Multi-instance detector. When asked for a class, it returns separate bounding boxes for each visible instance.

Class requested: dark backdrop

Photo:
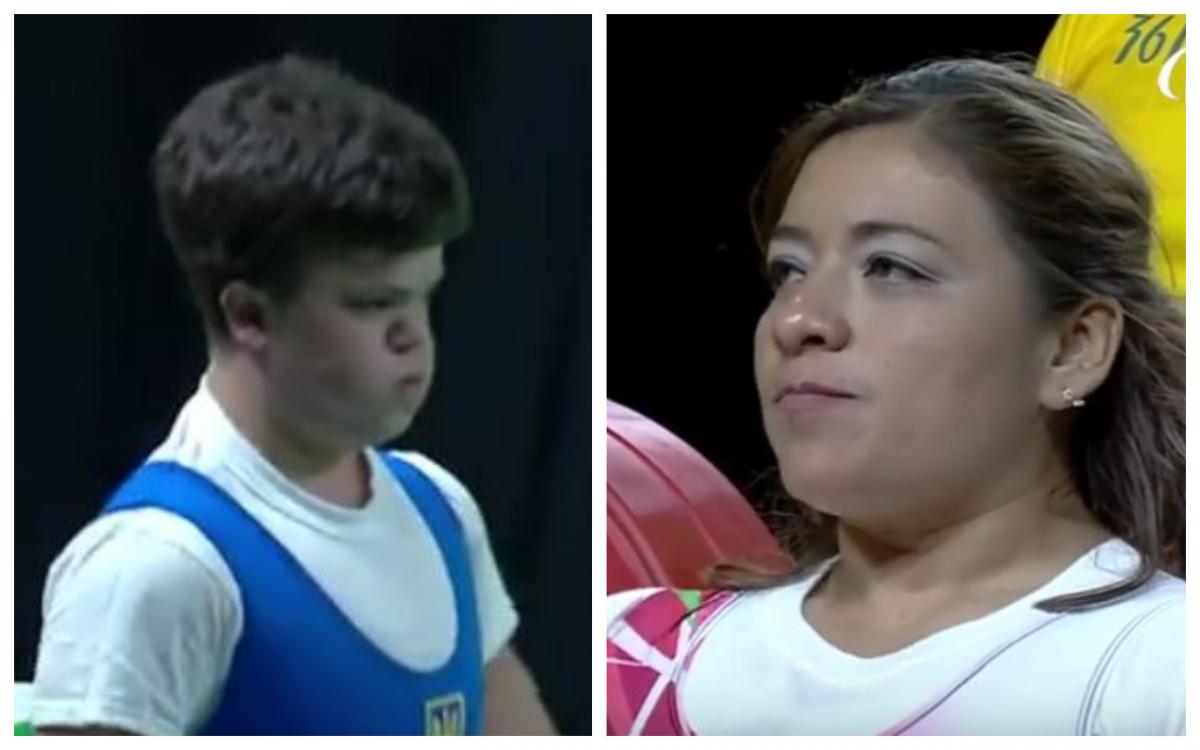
[607,15,1058,508]
[15,15,591,734]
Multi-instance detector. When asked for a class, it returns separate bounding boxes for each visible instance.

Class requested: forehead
[781,123,1006,249]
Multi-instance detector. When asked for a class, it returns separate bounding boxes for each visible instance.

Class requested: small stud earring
[1062,387,1085,408]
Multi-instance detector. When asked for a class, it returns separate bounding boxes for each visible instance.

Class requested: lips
[396,373,427,392]
[774,381,856,403]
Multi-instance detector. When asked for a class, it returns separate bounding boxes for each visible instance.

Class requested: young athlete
[607,58,1184,736]
[31,55,556,736]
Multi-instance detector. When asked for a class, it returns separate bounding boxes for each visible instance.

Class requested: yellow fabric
[1036,14,1186,297]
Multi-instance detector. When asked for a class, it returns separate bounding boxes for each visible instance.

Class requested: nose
[769,272,851,356]
[386,319,427,355]
[388,335,421,355]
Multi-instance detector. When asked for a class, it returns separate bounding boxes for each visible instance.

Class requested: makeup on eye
[862,253,935,283]
[766,255,807,289]
[765,251,935,290]
[765,220,951,288]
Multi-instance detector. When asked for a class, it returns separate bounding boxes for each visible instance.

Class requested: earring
[1062,387,1085,408]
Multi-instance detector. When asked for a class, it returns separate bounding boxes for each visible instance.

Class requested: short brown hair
[152,54,470,342]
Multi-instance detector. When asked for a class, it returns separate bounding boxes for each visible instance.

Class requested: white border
[1184,8,1196,741]
[591,10,608,741]
[2,7,14,743]
[4,7,1194,743]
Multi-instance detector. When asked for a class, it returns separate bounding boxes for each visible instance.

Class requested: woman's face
[754,123,1053,529]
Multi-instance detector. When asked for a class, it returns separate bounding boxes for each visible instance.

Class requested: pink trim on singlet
[606,589,737,735]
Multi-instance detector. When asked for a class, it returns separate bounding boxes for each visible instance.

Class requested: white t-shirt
[31,377,519,735]
[607,537,1184,735]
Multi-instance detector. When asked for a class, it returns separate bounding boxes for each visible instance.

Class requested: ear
[217,281,274,352]
[1038,296,1124,411]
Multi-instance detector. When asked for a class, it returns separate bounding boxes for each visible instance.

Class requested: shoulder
[607,587,736,643]
[1036,14,1114,86]
[1086,587,1185,735]
[34,509,242,735]
[47,507,239,609]
[384,450,488,539]
[607,588,665,632]
[389,450,472,498]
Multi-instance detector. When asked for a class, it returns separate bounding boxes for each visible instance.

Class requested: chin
[777,463,864,511]
[341,411,408,448]
[379,411,419,443]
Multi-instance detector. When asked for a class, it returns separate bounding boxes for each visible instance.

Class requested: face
[754,123,1053,529]
[258,244,444,450]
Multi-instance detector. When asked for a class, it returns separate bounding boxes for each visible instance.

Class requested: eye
[863,254,930,282]
[350,298,397,311]
[766,257,807,290]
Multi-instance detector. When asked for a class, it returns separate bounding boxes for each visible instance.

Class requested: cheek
[280,313,377,387]
[869,298,1038,451]
[752,311,777,395]
[418,334,436,371]
[935,306,1033,400]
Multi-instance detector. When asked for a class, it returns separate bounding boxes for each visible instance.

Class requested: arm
[483,646,557,735]
[39,647,557,736]
[29,512,240,736]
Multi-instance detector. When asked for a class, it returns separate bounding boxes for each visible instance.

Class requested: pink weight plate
[607,400,790,592]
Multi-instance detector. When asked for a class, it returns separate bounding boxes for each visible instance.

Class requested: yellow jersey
[1036,14,1186,297]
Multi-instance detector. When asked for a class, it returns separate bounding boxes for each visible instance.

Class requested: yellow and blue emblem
[424,692,467,735]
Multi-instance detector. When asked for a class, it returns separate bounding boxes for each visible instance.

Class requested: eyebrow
[352,275,444,300]
[770,221,951,251]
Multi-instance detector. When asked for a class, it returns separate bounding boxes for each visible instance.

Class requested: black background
[607,15,1058,507]
[16,15,590,734]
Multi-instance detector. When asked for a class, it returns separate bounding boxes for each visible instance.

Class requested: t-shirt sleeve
[30,510,241,736]
[608,588,697,736]
[607,588,664,632]
[1035,14,1084,88]
[395,451,519,664]
[1087,597,1185,736]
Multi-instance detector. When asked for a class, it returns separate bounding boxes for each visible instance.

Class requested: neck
[819,450,1112,609]
[205,352,368,508]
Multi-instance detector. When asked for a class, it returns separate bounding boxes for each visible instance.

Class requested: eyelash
[353,299,397,311]
[767,254,932,289]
